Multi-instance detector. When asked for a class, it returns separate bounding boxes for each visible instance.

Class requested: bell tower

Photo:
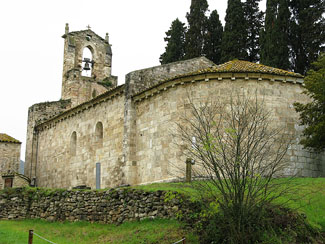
[61,24,117,107]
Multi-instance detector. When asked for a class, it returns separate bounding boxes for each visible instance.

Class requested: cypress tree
[260,0,290,70]
[289,0,325,75]
[294,53,325,151]
[184,0,209,59]
[159,18,186,64]
[221,0,248,63]
[244,0,264,63]
[203,10,223,64]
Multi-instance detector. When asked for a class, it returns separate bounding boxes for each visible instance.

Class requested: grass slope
[0,219,198,244]
[135,177,325,230]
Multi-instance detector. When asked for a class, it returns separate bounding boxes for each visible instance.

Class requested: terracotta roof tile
[0,133,21,144]
[205,60,303,78]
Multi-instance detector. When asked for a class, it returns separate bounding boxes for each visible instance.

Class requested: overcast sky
[0,0,266,160]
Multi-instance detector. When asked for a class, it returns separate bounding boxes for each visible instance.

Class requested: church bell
[83,58,91,71]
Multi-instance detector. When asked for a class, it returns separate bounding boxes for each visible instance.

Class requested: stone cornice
[36,85,125,132]
[132,72,304,103]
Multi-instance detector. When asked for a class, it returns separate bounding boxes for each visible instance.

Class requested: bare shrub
[173,91,295,242]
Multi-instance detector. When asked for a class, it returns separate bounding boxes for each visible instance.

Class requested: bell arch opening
[82,47,93,77]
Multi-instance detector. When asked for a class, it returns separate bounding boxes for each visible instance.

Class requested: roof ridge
[212,59,303,78]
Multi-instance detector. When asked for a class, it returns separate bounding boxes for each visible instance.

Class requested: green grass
[0,219,198,244]
[276,177,325,230]
[134,177,325,230]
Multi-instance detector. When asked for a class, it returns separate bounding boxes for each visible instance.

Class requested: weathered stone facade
[35,87,125,189]
[0,187,198,224]
[61,24,117,108]
[25,100,72,180]
[25,26,325,190]
[0,134,28,189]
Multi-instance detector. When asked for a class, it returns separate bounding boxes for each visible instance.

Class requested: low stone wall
[0,187,198,224]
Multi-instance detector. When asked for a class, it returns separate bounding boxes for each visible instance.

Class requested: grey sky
[0,0,266,159]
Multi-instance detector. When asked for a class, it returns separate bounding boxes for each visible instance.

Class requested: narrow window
[95,122,103,146]
[70,131,77,156]
[81,47,93,77]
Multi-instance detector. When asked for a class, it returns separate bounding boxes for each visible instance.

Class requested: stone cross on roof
[87,25,91,30]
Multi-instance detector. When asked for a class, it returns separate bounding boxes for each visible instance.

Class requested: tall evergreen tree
[221,0,248,63]
[184,0,209,59]
[260,0,290,70]
[159,18,186,64]
[244,0,264,63]
[203,10,223,64]
[294,53,325,151]
[289,0,325,75]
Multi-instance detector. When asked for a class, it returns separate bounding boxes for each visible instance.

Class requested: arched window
[81,47,93,77]
[70,131,77,156]
[95,122,103,145]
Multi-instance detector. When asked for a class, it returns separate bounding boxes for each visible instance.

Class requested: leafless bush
[173,91,295,240]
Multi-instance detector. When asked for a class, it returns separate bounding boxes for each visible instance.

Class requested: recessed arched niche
[95,122,103,146]
[70,131,77,156]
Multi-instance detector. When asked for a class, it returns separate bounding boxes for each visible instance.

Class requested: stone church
[24,25,325,189]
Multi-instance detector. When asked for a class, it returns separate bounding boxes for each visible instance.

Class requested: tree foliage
[175,92,293,243]
[260,0,290,70]
[185,0,209,59]
[244,0,264,63]
[289,0,325,75]
[159,18,186,64]
[203,10,223,64]
[221,0,248,63]
[294,53,325,152]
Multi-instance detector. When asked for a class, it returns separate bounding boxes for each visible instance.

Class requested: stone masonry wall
[133,73,325,183]
[0,188,198,224]
[35,91,125,189]
[0,142,21,189]
[62,74,111,108]
[123,57,215,185]
[125,57,215,97]
[25,100,71,180]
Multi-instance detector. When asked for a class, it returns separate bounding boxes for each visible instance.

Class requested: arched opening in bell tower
[82,47,93,77]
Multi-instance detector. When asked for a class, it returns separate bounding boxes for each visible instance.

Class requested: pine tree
[221,0,248,63]
[294,53,325,152]
[260,0,290,70]
[184,0,209,59]
[159,18,186,64]
[244,0,264,63]
[203,10,223,64]
[289,0,325,75]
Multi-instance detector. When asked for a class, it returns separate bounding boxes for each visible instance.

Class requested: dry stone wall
[0,187,199,224]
